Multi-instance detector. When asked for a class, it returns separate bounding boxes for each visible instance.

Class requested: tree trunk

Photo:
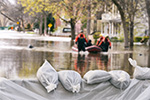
[70,18,76,40]
[121,17,129,48]
[86,0,91,38]
[149,17,150,48]
[129,21,134,47]
[39,15,43,35]
[145,0,150,48]
[18,21,21,32]
[21,19,25,33]
[44,14,47,35]
[145,0,150,67]
[112,0,129,48]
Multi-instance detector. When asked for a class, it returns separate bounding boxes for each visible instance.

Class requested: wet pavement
[0,30,149,79]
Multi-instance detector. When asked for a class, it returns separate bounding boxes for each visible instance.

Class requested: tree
[0,0,16,26]
[127,0,139,47]
[111,0,129,48]
[55,0,89,40]
[145,0,150,48]
[18,0,57,35]
[86,0,91,37]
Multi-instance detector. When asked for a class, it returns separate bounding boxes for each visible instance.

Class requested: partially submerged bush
[134,37,142,42]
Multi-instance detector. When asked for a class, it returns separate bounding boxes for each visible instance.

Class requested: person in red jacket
[96,34,105,46]
[96,35,111,52]
[75,30,88,44]
[75,31,88,52]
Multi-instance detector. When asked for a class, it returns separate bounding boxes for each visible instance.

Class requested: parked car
[62,28,71,33]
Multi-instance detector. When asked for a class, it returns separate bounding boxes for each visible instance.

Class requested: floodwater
[0,30,149,79]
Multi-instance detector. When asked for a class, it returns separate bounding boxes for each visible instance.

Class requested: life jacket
[105,37,111,47]
[77,37,86,46]
[96,36,105,46]
[75,33,88,43]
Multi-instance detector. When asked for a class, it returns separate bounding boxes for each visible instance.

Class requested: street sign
[48,23,52,28]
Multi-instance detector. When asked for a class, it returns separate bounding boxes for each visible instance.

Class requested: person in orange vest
[75,30,88,52]
[96,34,105,46]
[75,30,88,44]
[96,35,111,52]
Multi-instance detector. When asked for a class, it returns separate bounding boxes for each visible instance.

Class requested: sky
[8,0,16,5]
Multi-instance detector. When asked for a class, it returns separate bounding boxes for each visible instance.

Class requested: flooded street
[0,30,149,79]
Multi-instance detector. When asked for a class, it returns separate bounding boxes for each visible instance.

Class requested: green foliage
[8,27,11,30]
[25,23,33,31]
[27,32,36,34]
[27,23,31,29]
[110,37,118,42]
[140,36,149,43]
[134,36,142,42]
[47,14,55,32]
[110,37,124,42]
[34,22,39,29]
[81,19,87,30]
[118,37,124,42]
[18,0,57,16]
[143,36,149,40]
[93,32,100,39]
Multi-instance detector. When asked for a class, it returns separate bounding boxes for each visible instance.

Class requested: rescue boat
[72,45,101,53]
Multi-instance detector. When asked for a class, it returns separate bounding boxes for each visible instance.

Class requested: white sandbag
[58,70,82,93]
[109,70,131,90]
[128,58,150,80]
[36,60,58,93]
[83,70,111,84]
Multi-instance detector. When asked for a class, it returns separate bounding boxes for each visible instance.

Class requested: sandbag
[109,70,131,90]
[36,60,58,93]
[58,70,82,93]
[83,70,111,84]
[128,58,150,80]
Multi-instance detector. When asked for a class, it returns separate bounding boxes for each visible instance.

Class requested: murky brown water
[0,32,149,79]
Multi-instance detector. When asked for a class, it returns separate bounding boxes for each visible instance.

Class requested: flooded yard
[0,30,149,79]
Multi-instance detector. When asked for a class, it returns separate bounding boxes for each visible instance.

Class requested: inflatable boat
[86,45,101,53]
[72,45,101,53]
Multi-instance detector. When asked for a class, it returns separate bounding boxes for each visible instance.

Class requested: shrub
[140,36,149,43]
[27,23,31,29]
[118,37,124,42]
[110,37,118,42]
[134,37,142,42]
[93,32,100,39]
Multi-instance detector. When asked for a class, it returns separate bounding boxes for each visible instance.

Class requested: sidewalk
[0,30,71,42]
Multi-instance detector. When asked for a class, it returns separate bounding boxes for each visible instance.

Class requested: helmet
[80,30,83,33]
[105,35,109,38]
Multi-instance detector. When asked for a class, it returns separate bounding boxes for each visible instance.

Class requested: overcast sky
[8,0,16,4]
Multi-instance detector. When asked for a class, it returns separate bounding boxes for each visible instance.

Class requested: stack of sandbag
[83,70,131,90]
[128,58,150,80]
[36,59,132,94]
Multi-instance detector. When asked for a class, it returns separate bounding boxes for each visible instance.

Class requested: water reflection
[0,36,149,79]
[74,54,86,76]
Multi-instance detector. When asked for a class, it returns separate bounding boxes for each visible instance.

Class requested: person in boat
[75,32,88,52]
[86,40,92,47]
[96,34,105,46]
[75,30,88,44]
[97,35,111,52]
[103,35,111,52]
[96,34,105,51]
